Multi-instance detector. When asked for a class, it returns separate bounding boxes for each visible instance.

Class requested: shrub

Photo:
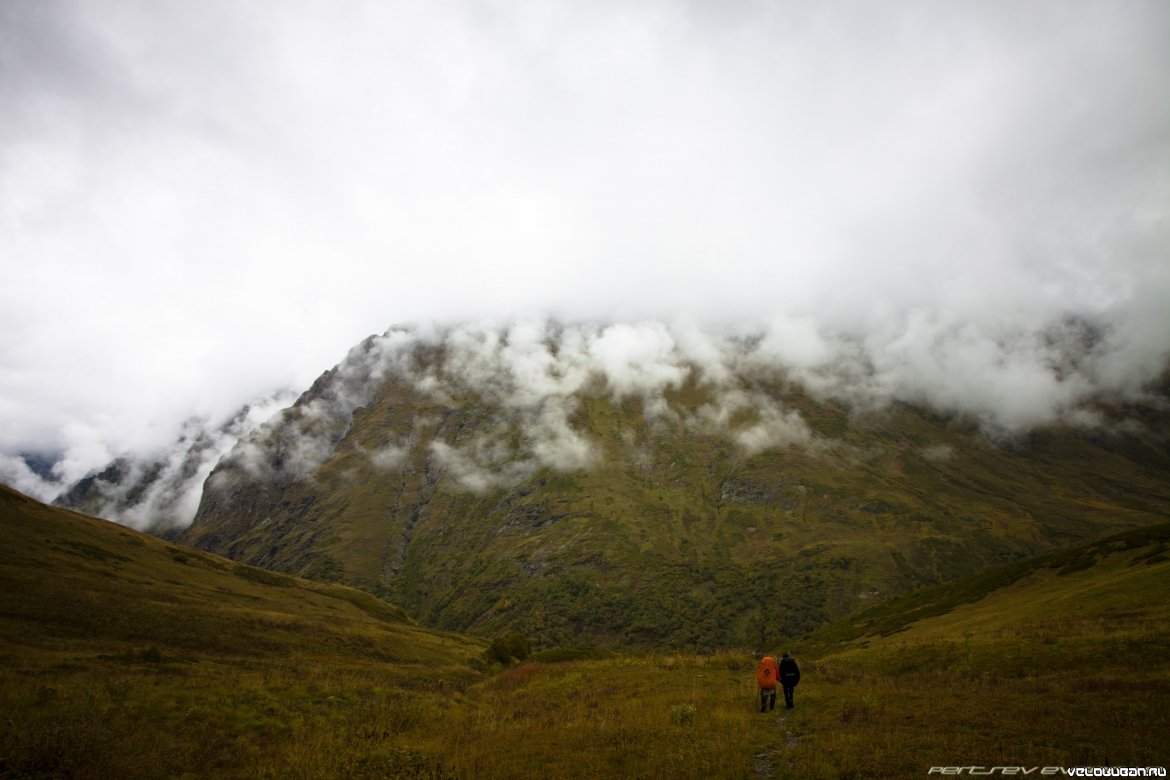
[670,704,697,726]
[485,633,531,665]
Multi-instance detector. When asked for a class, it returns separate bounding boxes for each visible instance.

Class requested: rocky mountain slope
[177,322,1170,650]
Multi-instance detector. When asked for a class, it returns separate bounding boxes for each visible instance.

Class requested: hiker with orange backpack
[756,654,780,712]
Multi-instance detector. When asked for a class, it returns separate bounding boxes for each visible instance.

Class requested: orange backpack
[756,656,779,689]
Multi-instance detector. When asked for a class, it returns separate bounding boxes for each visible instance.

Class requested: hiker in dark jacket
[779,652,800,709]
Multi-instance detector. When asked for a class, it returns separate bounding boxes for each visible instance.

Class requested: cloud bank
[210,316,1160,510]
[1,0,1168,506]
[2,390,293,528]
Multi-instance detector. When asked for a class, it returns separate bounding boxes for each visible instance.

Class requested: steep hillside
[770,521,1170,775]
[804,520,1170,654]
[181,324,1170,649]
[0,485,487,777]
[0,484,480,668]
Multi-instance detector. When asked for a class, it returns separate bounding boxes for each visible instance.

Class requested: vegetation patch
[56,539,130,563]
[232,563,294,587]
[98,645,168,664]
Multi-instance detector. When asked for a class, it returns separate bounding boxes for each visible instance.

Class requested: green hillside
[0,484,484,778]
[181,337,1170,649]
[804,520,1170,650]
[4,486,1167,777]
[425,523,1170,777]
[776,521,1170,775]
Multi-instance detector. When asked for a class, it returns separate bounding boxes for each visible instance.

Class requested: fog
[207,317,1149,509]
[1,1,1167,510]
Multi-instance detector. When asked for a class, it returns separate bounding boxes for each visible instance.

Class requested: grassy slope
[5,486,1167,777]
[773,523,1170,776]
[803,521,1170,650]
[184,370,1170,650]
[0,484,484,778]
[424,524,1170,778]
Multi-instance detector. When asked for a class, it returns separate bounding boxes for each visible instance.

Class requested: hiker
[779,651,800,709]
[755,654,780,712]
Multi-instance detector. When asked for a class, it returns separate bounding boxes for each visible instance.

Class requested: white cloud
[0,0,1167,494]
[50,422,113,485]
[529,396,597,472]
[690,385,812,456]
[588,322,689,399]
[429,439,532,495]
[756,316,835,371]
[0,453,57,502]
[368,442,409,472]
[920,444,955,463]
[733,403,812,457]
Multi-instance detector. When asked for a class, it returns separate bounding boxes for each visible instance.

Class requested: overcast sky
[2,0,1168,486]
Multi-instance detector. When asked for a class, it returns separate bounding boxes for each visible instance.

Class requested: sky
[2,0,1168,498]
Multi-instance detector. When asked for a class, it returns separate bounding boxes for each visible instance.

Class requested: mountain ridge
[175,323,1170,649]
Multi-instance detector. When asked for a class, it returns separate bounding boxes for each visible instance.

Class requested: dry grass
[5,638,1168,779]
[3,485,1168,778]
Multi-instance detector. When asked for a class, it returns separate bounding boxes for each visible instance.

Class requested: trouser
[759,688,776,712]
[782,683,795,708]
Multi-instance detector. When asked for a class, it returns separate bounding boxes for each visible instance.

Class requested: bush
[670,704,697,726]
[485,633,531,665]
[529,647,612,663]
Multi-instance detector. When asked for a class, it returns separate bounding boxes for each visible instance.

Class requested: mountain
[178,322,1170,650]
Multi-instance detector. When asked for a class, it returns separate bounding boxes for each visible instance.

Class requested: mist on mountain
[2,1,1167,503]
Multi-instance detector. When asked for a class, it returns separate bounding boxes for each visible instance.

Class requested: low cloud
[589,322,690,399]
[46,392,294,530]
[429,439,533,495]
[0,453,57,503]
[1,1,1167,516]
[217,316,1168,500]
[920,444,956,463]
[17,312,1170,522]
[692,387,812,456]
[367,442,409,472]
[528,396,597,473]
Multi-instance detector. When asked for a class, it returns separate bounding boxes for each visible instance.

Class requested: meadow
[3,486,1168,778]
[5,636,1168,778]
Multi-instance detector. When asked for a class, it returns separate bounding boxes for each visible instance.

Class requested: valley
[3,485,1167,777]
